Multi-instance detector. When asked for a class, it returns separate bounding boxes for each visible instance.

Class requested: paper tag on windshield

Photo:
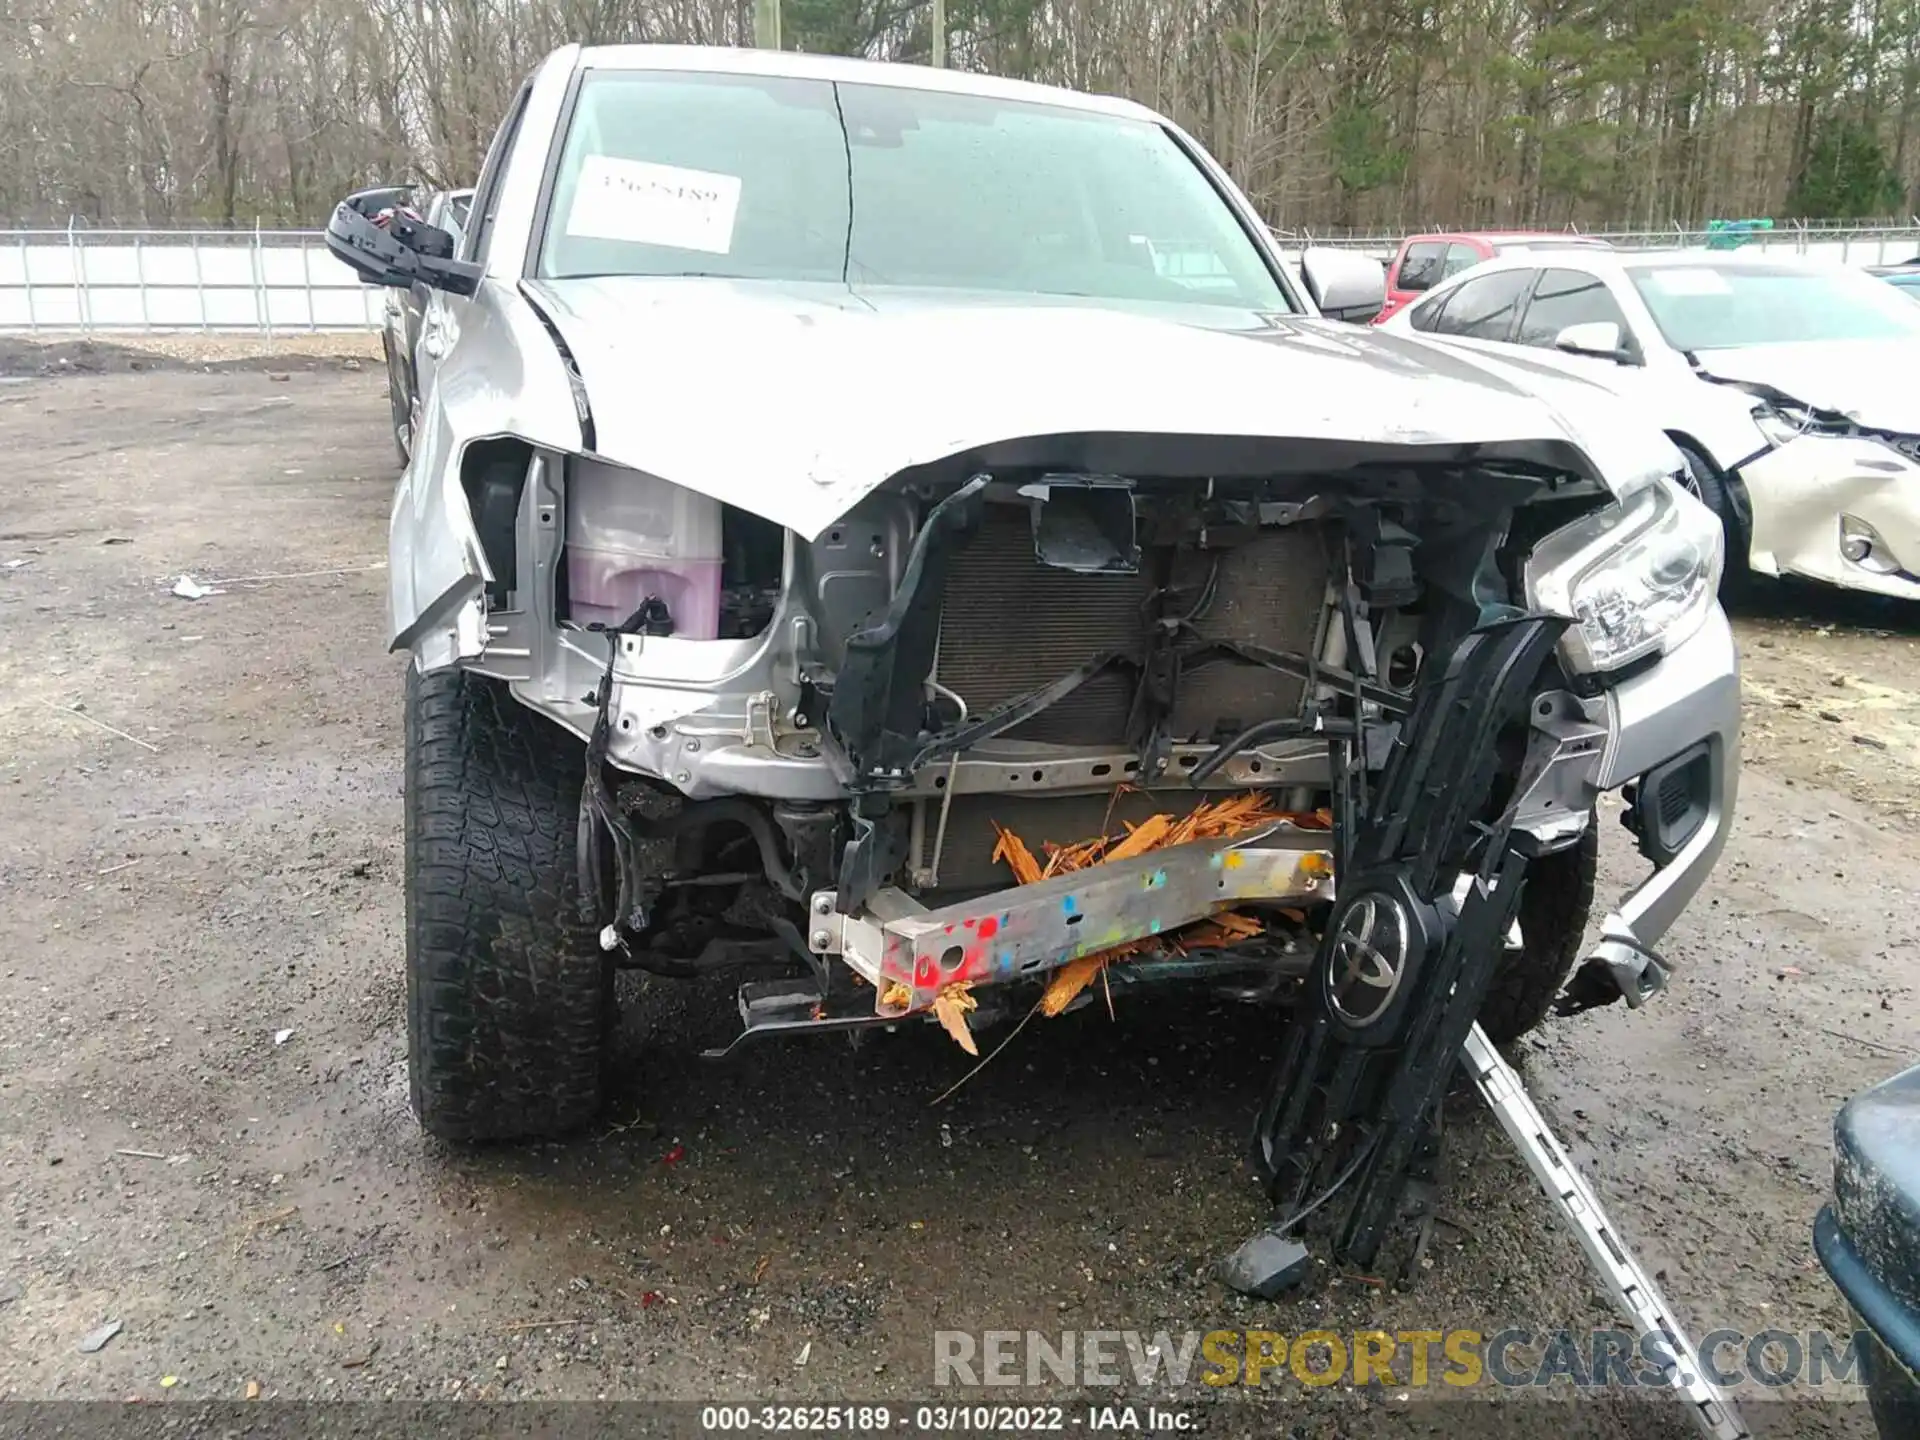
[1643,268,1731,296]
[564,155,742,254]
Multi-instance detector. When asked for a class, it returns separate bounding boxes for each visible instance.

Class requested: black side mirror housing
[326,186,482,296]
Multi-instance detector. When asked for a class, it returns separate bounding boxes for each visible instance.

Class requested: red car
[1374,231,1613,325]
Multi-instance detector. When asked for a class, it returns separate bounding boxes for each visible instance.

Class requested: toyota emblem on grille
[1324,893,1410,1027]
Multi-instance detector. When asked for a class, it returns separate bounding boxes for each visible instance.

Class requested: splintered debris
[239,1204,299,1243]
[932,984,979,1055]
[34,698,160,754]
[1039,956,1106,1018]
[77,1319,124,1354]
[988,792,1325,1022]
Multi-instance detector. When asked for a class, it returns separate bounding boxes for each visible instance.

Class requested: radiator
[932,503,1328,747]
[923,503,1332,895]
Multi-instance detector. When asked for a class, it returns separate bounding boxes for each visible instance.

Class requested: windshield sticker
[1643,269,1732,296]
[564,156,742,254]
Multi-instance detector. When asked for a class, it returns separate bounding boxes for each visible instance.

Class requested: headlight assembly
[1524,479,1724,674]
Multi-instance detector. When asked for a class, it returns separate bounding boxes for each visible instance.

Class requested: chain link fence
[3,219,1918,334]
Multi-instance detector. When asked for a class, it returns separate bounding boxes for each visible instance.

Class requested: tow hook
[1557,915,1673,1016]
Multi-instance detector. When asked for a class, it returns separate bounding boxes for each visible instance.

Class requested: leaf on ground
[933,983,979,1055]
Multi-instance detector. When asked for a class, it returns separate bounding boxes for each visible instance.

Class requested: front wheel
[1477,822,1599,1045]
[404,665,614,1141]
[1675,442,1747,597]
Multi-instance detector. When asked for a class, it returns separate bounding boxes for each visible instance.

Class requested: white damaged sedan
[1379,248,1920,599]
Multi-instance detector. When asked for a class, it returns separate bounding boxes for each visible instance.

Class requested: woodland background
[3,0,1917,232]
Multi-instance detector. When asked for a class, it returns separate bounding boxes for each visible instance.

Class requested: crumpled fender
[389,279,583,667]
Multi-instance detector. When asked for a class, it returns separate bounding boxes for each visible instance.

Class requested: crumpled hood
[1694,341,1920,432]
[522,276,1678,538]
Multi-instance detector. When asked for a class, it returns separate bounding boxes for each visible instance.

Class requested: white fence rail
[3,221,1918,334]
[1274,220,1920,267]
[0,227,380,333]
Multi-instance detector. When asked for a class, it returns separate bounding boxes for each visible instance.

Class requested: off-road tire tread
[1478,822,1599,1045]
[405,664,611,1141]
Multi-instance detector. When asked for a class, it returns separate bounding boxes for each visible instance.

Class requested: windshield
[1627,261,1920,349]
[538,70,1289,311]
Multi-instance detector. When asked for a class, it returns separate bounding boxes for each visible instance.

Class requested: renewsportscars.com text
[933,1327,1873,1392]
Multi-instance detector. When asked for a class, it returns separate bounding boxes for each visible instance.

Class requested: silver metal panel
[1599,605,1740,944]
[823,824,1334,1011]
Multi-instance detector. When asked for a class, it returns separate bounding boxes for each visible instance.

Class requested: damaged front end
[1697,368,1920,599]
[397,406,1732,1061]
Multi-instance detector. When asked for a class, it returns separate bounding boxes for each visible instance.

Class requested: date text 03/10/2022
[698,1404,1195,1432]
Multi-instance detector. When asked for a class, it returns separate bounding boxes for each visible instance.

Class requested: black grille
[933,504,1328,746]
[1657,767,1695,826]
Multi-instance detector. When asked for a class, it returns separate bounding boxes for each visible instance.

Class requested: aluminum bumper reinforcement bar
[810,824,1336,1016]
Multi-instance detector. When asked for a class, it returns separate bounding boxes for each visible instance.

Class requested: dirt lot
[0,346,1915,1435]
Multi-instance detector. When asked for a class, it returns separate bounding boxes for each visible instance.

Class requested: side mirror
[325,185,482,297]
[1300,246,1387,324]
[1554,321,1633,363]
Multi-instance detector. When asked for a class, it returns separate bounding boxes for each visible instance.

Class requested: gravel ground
[0,350,1914,1435]
[0,331,379,378]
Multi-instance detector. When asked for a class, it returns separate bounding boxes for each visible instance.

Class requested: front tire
[1675,442,1747,596]
[1477,822,1599,1045]
[404,665,614,1141]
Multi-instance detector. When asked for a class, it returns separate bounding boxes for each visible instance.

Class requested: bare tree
[0,0,1914,229]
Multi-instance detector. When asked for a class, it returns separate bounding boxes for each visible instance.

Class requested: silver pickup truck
[326,45,1737,1162]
